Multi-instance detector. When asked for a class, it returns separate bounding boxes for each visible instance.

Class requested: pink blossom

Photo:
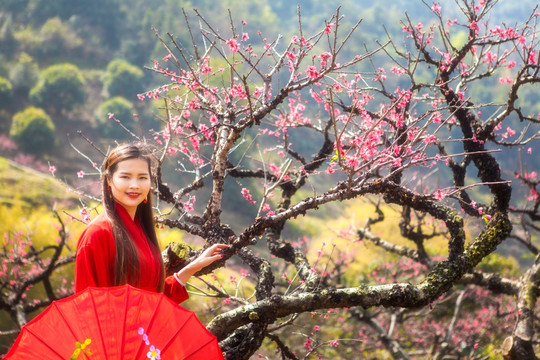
[200,57,212,74]
[242,32,249,41]
[484,51,497,65]
[505,127,516,138]
[79,207,91,223]
[346,157,360,169]
[225,38,240,53]
[188,97,200,110]
[330,340,339,348]
[402,25,413,33]
[423,134,437,144]
[162,54,172,61]
[499,77,513,84]
[77,170,85,178]
[253,86,264,98]
[527,189,539,202]
[319,52,333,67]
[527,147,532,154]
[0,134,17,151]
[376,67,386,81]
[183,196,196,212]
[433,189,446,200]
[241,188,256,204]
[446,19,457,27]
[310,88,323,103]
[189,136,200,150]
[108,113,114,119]
[431,2,442,14]
[326,163,336,174]
[391,66,406,75]
[49,165,56,176]
[306,65,320,80]
[529,50,538,64]
[324,23,335,34]
[303,337,312,350]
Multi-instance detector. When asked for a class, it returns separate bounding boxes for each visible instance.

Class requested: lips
[126,192,140,199]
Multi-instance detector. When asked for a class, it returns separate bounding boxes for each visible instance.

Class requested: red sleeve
[163,275,189,304]
[75,219,115,293]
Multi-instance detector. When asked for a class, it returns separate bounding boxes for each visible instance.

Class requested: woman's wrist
[174,263,199,285]
[173,272,186,286]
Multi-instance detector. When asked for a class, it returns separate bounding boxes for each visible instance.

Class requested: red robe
[75,203,188,304]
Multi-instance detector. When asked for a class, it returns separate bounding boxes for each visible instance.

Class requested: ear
[104,172,112,186]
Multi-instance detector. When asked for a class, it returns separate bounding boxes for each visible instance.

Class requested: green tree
[102,59,144,99]
[0,77,14,133]
[29,63,86,113]
[34,17,83,58]
[0,14,17,57]
[8,53,39,95]
[10,107,56,155]
[96,96,137,139]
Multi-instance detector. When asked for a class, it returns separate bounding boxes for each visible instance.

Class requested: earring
[144,196,148,203]
[107,185,112,199]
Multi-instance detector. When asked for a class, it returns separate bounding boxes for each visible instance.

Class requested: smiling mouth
[126,193,140,198]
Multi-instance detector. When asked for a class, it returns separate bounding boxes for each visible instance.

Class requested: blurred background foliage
[0,0,537,355]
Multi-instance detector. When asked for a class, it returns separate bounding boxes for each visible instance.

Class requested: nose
[128,179,140,189]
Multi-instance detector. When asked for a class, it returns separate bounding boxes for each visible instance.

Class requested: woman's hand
[174,244,228,285]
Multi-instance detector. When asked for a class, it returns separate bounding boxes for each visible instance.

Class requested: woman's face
[109,158,151,219]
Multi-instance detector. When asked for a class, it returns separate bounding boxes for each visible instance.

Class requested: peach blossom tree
[3,0,540,359]
[128,1,540,358]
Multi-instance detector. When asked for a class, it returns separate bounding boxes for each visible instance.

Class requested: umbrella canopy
[4,285,224,359]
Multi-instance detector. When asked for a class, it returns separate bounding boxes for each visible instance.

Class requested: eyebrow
[117,171,150,176]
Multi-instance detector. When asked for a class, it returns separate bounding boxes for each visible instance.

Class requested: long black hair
[102,143,165,291]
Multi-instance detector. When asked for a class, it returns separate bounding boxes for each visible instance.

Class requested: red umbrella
[4,285,224,359]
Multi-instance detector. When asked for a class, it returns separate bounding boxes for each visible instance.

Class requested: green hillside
[0,156,79,208]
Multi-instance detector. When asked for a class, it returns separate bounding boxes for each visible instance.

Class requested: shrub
[102,59,144,99]
[29,63,86,113]
[10,107,56,155]
[0,77,13,109]
[95,97,136,139]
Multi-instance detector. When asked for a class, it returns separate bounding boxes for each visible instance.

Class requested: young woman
[75,142,227,303]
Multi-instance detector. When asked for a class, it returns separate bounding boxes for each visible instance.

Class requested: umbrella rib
[159,312,193,354]
[89,289,109,360]
[24,327,66,358]
[120,285,130,356]
[134,293,165,359]
[183,337,217,360]
[52,302,79,340]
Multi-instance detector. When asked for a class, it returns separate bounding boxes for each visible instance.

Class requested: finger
[207,244,228,253]
[211,244,229,249]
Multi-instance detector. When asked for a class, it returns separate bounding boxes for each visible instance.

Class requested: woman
[75,142,226,303]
